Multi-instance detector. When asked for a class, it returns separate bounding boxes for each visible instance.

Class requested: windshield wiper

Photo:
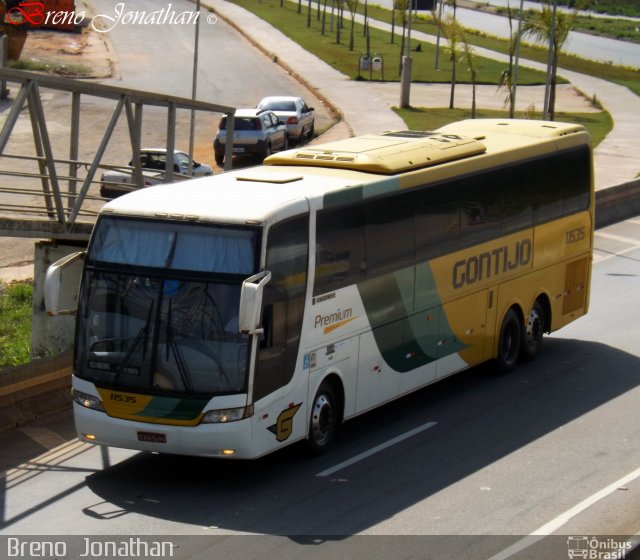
[166,300,193,394]
[113,300,154,381]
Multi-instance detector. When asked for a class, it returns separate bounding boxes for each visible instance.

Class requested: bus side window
[363,195,414,278]
[416,183,460,262]
[459,175,502,247]
[314,205,365,295]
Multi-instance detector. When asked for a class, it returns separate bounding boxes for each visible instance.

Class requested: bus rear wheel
[496,308,521,373]
[521,300,545,361]
[306,381,338,456]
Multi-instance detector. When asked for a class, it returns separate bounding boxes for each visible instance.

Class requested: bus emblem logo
[267,403,302,442]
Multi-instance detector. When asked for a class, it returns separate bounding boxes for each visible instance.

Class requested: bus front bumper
[74,404,255,459]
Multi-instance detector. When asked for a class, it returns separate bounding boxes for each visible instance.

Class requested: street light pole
[399,0,414,108]
[188,0,201,174]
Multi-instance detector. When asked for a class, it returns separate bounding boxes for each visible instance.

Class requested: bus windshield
[75,217,260,397]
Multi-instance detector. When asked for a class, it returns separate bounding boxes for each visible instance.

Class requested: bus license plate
[137,431,166,443]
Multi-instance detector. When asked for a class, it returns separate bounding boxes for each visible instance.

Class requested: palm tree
[521,1,582,120]
[345,0,359,51]
[432,11,462,110]
[498,3,517,117]
[459,27,478,118]
[396,0,408,74]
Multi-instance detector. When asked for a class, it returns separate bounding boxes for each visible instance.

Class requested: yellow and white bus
[46,119,593,459]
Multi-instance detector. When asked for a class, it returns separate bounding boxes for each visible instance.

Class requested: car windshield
[76,217,260,397]
[220,117,258,131]
[260,101,297,112]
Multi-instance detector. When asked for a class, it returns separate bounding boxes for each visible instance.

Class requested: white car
[100,149,213,199]
[256,96,315,144]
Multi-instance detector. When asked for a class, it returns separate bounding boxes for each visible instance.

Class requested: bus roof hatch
[264,131,486,174]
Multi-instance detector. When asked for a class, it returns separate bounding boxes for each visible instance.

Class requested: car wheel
[262,143,272,160]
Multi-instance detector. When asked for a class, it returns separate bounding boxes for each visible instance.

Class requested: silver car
[214,108,288,166]
[256,96,315,144]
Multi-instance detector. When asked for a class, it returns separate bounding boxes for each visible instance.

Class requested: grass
[550,15,639,43]
[231,0,551,85]
[0,282,32,368]
[393,107,614,147]
[9,59,92,76]
[521,0,640,18]
[230,0,640,97]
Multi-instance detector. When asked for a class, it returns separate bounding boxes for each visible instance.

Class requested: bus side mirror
[239,270,271,334]
[44,251,85,316]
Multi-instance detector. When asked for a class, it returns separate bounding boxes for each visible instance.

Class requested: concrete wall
[595,178,640,229]
[0,350,72,433]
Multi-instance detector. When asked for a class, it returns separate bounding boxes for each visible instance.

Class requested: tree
[321,0,328,35]
[432,9,463,109]
[498,3,518,118]
[390,0,396,44]
[459,27,478,118]
[345,0,359,51]
[521,0,583,120]
[396,0,408,74]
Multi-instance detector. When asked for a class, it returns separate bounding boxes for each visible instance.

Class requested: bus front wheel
[496,308,522,373]
[306,381,338,456]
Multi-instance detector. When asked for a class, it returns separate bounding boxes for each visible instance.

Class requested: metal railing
[0,67,235,241]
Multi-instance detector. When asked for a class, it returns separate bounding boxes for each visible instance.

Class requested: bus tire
[521,299,545,361]
[305,381,338,456]
[496,308,521,373]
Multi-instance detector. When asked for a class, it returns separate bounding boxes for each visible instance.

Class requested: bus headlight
[72,389,105,412]
[201,405,253,424]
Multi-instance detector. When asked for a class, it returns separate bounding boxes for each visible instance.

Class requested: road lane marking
[593,243,640,264]
[316,421,438,478]
[487,465,640,560]
[595,231,640,246]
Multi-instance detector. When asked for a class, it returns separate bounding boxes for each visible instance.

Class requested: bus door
[251,215,309,450]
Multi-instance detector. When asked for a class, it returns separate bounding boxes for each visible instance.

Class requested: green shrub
[0,282,33,368]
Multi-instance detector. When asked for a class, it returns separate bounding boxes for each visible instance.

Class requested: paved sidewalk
[206,0,640,190]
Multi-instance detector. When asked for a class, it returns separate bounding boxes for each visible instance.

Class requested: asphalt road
[1,217,639,560]
[407,0,640,69]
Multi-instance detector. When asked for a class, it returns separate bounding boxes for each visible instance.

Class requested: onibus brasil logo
[567,536,633,560]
